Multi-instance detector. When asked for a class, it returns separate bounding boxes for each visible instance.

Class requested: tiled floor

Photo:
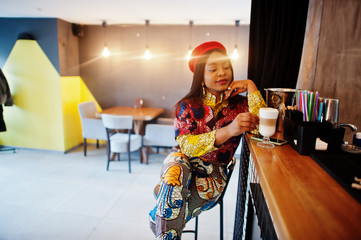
[0,145,240,240]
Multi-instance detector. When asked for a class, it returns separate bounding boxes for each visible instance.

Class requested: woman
[149,41,266,239]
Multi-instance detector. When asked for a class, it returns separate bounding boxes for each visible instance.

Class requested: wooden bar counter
[233,133,361,239]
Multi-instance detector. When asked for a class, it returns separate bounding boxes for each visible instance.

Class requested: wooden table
[233,133,361,239]
[100,106,164,164]
[100,106,164,134]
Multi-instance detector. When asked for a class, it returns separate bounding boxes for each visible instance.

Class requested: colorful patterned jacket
[174,90,265,166]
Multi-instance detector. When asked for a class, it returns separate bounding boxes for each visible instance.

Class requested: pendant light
[186,20,193,61]
[143,20,152,60]
[102,21,110,58]
[232,20,240,60]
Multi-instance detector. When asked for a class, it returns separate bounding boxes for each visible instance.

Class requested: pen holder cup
[284,118,318,155]
[284,110,345,155]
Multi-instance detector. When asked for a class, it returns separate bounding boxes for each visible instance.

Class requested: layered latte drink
[257,108,279,148]
[259,108,279,137]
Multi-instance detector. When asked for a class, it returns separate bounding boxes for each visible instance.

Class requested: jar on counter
[353,132,361,147]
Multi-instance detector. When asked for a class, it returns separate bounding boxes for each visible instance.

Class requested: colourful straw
[313,91,319,121]
[318,101,323,122]
[308,92,313,121]
[293,90,323,122]
[303,91,308,121]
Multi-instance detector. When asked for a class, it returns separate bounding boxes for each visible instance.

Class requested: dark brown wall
[314,0,361,141]
[78,24,250,116]
[58,19,80,76]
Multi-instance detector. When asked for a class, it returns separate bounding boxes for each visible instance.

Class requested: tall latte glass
[257,108,279,148]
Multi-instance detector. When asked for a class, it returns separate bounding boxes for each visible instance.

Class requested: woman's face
[203,51,233,98]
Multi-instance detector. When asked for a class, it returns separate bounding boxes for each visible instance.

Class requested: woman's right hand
[227,112,259,136]
[215,112,259,146]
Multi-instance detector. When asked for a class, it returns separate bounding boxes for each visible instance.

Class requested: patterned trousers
[149,147,231,239]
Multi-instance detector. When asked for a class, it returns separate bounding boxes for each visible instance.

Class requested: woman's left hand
[225,79,258,99]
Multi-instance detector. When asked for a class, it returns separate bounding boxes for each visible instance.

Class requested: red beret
[188,41,227,73]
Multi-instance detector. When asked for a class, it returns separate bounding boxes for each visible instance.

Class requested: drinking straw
[318,101,323,122]
[310,92,316,122]
[306,91,310,121]
[313,91,319,121]
[300,91,303,119]
[300,90,303,112]
[303,91,308,121]
[308,91,314,121]
[305,91,308,121]
[300,91,302,110]
[297,90,301,111]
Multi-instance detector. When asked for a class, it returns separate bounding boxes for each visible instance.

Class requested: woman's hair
[173,49,234,114]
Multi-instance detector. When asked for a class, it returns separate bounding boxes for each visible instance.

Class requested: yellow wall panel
[1,40,104,152]
[60,76,82,151]
[79,80,102,112]
[2,40,65,151]
[61,76,104,151]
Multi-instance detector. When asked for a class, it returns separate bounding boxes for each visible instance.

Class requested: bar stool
[153,157,236,240]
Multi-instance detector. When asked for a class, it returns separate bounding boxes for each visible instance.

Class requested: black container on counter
[284,110,345,155]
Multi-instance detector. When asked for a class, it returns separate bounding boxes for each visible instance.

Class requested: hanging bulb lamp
[143,20,152,60]
[232,20,240,60]
[102,21,110,58]
[186,20,193,60]
[102,46,110,58]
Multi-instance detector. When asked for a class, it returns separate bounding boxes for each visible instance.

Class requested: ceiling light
[102,46,110,58]
[102,21,110,58]
[144,48,151,60]
[232,20,240,60]
[186,20,193,61]
[143,20,152,60]
[231,49,239,60]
